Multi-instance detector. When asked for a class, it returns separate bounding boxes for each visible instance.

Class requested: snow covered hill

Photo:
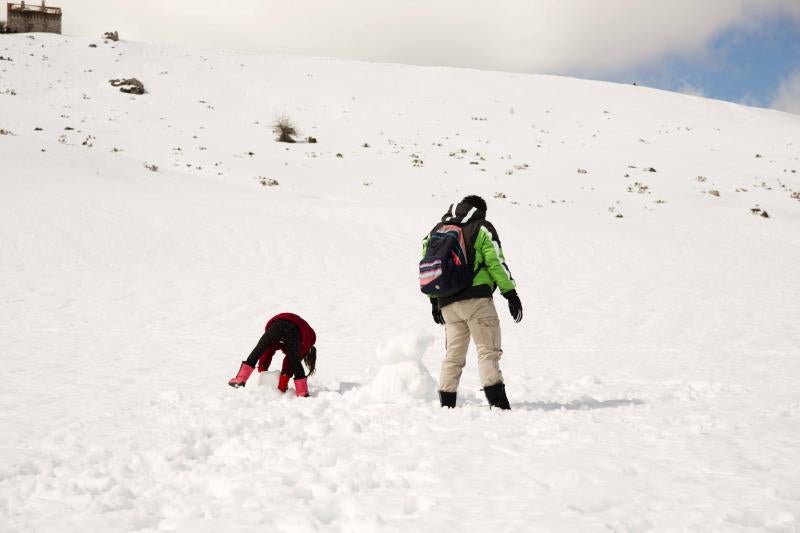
[1,33,800,532]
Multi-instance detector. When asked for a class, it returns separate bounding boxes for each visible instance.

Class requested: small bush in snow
[627,182,650,194]
[143,162,159,172]
[577,168,588,174]
[646,167,657,173]
[259,177,279,186]
[0,128,12,135]
[708,190,720,197]
[104,31,119,42]
[791,191,800,201]
[272,116,298,143]
[696,176,707,182]
[494,192,507,199]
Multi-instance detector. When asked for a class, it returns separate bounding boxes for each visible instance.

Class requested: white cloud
[676,81,705,98]
[772,71,800,114]
[50,0,800,75]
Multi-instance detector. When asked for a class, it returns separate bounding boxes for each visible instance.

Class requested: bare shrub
[273,116,298,143]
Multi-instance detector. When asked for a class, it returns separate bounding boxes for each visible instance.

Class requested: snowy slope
[1,33,800,532]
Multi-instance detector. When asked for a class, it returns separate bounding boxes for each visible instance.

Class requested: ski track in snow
[1,34,800,532]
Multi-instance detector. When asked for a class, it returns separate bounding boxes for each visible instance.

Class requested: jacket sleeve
[478,223,516,294]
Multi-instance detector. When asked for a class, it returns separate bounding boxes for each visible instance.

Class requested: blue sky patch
[604,16,800,109]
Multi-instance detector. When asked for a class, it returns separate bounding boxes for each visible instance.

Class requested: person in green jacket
[422,195,523,410]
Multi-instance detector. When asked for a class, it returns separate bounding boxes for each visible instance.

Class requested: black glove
[431,300,445,325]
[503,290,523,323]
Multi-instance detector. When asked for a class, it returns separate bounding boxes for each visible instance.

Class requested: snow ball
[257,370,281,389]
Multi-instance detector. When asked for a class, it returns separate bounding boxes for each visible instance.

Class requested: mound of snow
[362,333,437,402]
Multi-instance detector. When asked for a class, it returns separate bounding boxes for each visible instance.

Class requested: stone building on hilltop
[4,2,62,34]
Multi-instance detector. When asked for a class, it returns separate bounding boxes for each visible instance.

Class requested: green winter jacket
[422,201,516,308]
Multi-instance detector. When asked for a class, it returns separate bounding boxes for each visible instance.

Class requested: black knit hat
[462,195,487,213]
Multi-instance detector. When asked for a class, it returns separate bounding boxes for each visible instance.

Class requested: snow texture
[1,34,800,532]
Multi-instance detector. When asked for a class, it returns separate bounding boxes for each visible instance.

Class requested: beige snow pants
[439,297,504,392]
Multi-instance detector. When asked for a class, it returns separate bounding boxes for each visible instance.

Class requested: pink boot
[228,362,254,388]
[278,373,290,393]
[294,378,309,397]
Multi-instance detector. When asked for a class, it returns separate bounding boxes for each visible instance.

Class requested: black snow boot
[439,390,457,408]
[483,382,511,410]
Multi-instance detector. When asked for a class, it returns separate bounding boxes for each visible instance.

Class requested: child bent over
[228,313,317,397]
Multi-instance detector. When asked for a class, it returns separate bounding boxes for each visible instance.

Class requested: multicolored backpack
[419,224,473,297]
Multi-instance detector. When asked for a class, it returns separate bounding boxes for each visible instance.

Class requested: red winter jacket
[257,313,317,373]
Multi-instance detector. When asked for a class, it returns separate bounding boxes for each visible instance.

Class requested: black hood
[440,201,486,225]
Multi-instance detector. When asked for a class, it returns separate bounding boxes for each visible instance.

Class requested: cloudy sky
[31,0,800,113]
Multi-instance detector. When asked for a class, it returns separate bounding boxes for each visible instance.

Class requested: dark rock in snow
[109,78,145,95]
